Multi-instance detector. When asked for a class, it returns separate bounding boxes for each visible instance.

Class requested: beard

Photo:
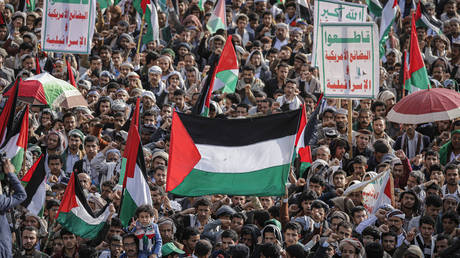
[336,121,346,129]
[389,225,399,232]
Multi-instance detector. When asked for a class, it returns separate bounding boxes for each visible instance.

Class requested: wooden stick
[136,13,146,54]
[348,99,353,157]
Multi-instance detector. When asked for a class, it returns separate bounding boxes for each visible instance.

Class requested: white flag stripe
[194,135,296,173]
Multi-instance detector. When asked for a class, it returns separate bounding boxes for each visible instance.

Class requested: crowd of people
[0,0,460,257]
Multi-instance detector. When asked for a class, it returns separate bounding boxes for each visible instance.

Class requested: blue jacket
[0,172,27,257]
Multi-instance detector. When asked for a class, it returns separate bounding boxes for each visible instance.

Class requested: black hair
[425,194,443,207]
[181,227,200,242]
[253,210,270,228]
[47,154,63,164]
[259,243,281,258]
[309,176,325,187]
[221,229,238,242]
[419,215,436,228]
[362,226,380,240]
[193,197,211,208]
[135,204,155,217]
[194,240,212,256]
[442,211,459,225]
[351,206,367,218]
[284,222,301,234]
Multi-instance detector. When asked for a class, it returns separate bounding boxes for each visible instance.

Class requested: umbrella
[387,88,460,124]
[3,73,87,109]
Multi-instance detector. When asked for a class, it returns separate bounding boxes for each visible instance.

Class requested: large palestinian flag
[22,154,47,215]
[56,172,111,239]
[119,98,152,227]
[0,104,29,173]
[166,110,301,196]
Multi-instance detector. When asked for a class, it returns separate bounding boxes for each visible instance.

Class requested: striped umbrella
[3,73,87,109]
[387,88,460,124]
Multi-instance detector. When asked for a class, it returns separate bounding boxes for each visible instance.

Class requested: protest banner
[312,0,367,66]
[318,22,379,99]
[343,170,394,214]
[41,0,96,54]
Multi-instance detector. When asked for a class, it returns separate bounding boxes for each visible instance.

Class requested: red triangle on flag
[56,172,79,216]
[166,111,201,192]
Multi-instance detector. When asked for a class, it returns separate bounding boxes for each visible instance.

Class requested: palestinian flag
[166,110,301,196]
[133,0,159,45]
[66,59,76,87]
[296,95,323,177]
[400,50,410,93]
[192,55,219,117]
[97,0,114,10]
[26,0,35,11]
[119,98,152,226]
[415,1,442,35]
[35,55,41,75]
[0,104,29,173]
[144,2,160,44]
[212,35,238,94]
[22,154,47,215]
[406,13,430,94]
[0,78,19,145]
[56,172,111,239]
[379,0,398,57]
[366,0,383,17]
[206,0,226,34]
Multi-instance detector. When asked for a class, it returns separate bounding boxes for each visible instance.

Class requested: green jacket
[439,141,452,166]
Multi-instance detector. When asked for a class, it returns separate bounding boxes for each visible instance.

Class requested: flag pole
[137,13,146,54]
[348,99,353,157]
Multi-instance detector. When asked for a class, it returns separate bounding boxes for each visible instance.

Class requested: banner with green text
[318,22,379,99]
[312,0,367,67]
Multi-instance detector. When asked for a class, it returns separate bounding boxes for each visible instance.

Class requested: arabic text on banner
[312,0,367,67]
[41,0,96,54]
[318,22,379,99]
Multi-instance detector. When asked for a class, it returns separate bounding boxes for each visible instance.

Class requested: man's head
[284,222,301,247]
[386,209,405,233]
[122,233,139,257]
[22,226,39,252]
[182,227,200,251]
[309,176,325,196]
[194,198,212,222]
[158,218,176,243]
[332,170,347,189]
[381,231,397,253]
[424,194,442,219]
[362,226,380,247]
[48,154,63,176]
[445,164,459,186]
[83,135,99,159]
[350,206,367,225]
[419,216,435,240]
[152,165,167,187]
[221,229,238,251]
[61,229,77,251]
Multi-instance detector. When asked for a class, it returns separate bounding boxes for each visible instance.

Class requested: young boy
[128,205,162,257]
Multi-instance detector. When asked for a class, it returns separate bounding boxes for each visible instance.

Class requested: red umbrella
[387,88,460,124]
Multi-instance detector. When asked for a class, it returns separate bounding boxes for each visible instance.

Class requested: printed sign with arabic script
[41,0,96,54]
[312,0,367,67]
[318,22,379,99]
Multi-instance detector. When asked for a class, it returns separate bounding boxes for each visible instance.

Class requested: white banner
[318,22,379,99]
[344,170,394,214]
[41,0,96,54]
[312,0,367,66]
